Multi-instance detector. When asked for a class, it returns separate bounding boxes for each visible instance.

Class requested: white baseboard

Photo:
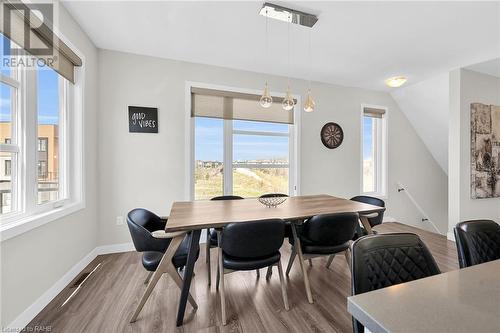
[95,242,135,255]
[7,242,134,330]
[447,231,456,242]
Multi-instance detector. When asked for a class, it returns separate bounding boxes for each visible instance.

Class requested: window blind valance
[1,1,82,83]
[363,107,386,118]
[191,87,295,125]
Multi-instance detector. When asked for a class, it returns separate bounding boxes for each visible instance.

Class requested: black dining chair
[287,212,358,275]
[454,219,500,268]
[259,193,291,279]
[350,233,440,333]
[205,195,244,286]
[126,208,200,322]
[350,195,385,237]
[217,219,289,325]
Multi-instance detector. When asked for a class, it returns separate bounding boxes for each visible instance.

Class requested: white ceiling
[62,1,500,91]
[466,58,500,78]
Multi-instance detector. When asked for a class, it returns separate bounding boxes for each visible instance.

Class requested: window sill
[0,201,85,242]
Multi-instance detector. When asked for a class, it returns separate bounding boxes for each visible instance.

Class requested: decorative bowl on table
[258,195,287,208]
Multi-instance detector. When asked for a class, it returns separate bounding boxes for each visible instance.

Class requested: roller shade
[191,87,295,124]
[363,107,386,118]
[1,1,82,83]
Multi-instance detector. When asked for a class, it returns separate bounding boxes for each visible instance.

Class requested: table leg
[176,229,201,326]
[359,215,373,234]
[291,223,314,304]
[130,235,184,323]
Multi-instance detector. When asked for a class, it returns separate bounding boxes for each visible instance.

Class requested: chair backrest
[351,233,440,294]
[259,193,289,198]
[211,195,244,201]
[127,208,170,253]
[302,212,358,246]
[221,219,285,259]
[350,196,385,227]
[454,220,500,268]
[350,233,440,333]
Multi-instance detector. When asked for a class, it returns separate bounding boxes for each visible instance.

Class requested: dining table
[131,194,385,326]
[348,259,500,333]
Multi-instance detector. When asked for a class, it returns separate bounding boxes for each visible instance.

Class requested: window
[361,106,387,196]
[232,120,290,197]
[4,160,11,176]
[38,138,48,152]
[192,87,297,200]
[37,161,48,179]
[0,31,82,230]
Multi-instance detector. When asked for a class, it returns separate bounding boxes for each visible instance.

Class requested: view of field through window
[363,116,375,193]
[195,117,289,200]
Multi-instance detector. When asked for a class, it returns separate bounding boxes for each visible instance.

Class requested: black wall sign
[128,106,158,133]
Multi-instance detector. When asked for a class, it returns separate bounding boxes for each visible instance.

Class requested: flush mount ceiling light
[259,2,318,28]
[385,76,408,88]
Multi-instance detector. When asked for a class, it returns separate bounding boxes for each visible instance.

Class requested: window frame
[0,31,86,242]
[186,82,301,200]
[0,62,22,217]
[360,104,388,198]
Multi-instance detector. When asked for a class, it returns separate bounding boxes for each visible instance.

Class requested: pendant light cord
[287,14,291,87]
[308,27,311,90]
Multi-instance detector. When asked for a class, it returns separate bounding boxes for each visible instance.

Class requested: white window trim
[360,104,388,199]
[0,30,86,242]
[185,81,301,200]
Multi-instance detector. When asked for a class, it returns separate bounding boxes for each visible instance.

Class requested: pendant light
[282,14,295,111]
[260,9,273,108]
[303,28,315,112]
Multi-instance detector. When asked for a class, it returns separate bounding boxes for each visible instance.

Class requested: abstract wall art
[471,103,500,199]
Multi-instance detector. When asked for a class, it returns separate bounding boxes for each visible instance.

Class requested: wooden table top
[165,194,385,232]
[348,259,500,333]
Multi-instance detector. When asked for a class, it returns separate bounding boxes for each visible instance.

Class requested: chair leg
[326,255,335,269]
[206,230,210,263]
[256,269,260,278]
[266,266,273,280]
[206,231,211,286]
[216,265,220,291]
[344,250,351,271]
[286,247,296,276]
[217,232,227,325]
[277,261,290,311]
[144,271,153,285]
[308,259,313,267]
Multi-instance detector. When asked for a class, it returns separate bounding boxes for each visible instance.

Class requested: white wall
[391,73,449,174]
[0,4,99,327]
[448,69,500,237]
[97,49,448,245]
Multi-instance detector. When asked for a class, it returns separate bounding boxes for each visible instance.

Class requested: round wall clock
[320,122,344,149]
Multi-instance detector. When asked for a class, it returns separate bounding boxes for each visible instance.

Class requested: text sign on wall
[128,106,158,133]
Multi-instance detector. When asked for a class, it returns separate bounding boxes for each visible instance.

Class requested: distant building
[0,122,59,181]
[196,160,223,168]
